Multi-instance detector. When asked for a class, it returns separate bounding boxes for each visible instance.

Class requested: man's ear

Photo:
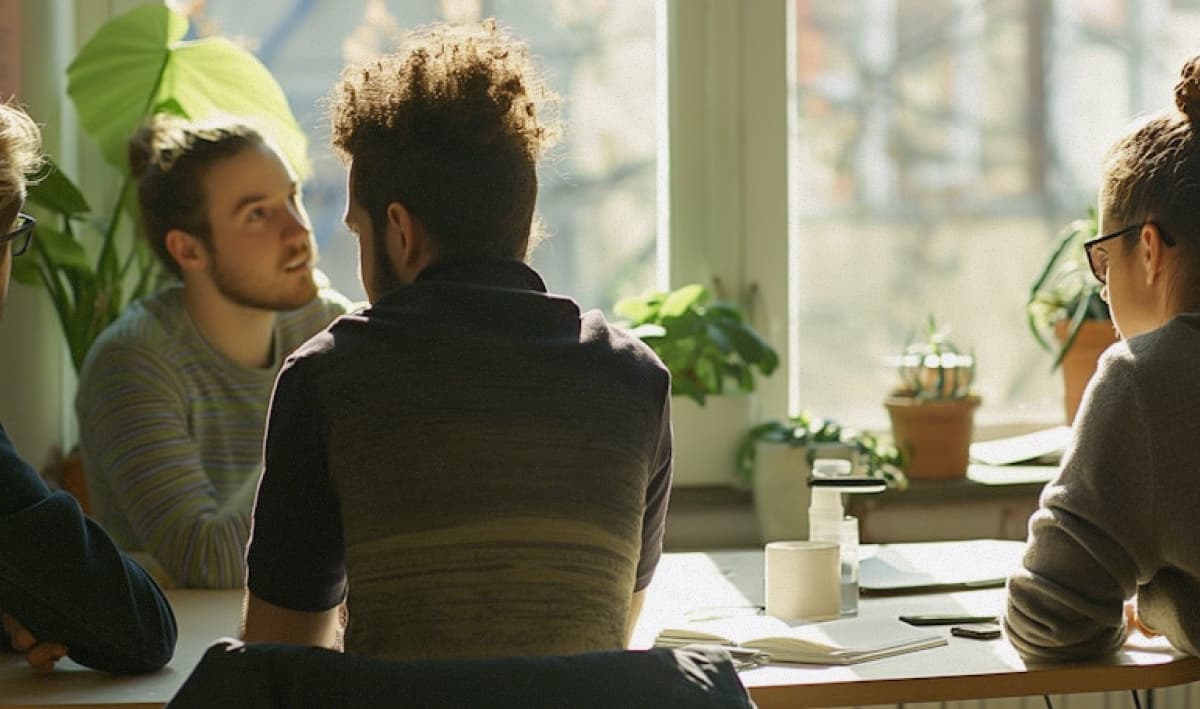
[1140,223,1167,285]
[385,202,436,277]
[164,229,209,274]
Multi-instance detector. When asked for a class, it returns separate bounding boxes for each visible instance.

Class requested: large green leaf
[67,4,185,170]
[659,284,707,318]
[27,158,91,216]
[9,256,43,286]
[32,223,91,273]
[164,40,309,177]
[68,3,308,177]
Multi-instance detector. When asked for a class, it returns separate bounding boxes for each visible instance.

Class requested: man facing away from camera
[242,20,673,660]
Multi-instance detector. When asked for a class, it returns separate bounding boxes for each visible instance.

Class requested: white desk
[635,551,1200,708]
[3,548,1199,708]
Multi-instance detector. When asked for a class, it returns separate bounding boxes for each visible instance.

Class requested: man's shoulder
[579,308,670,375]
[277,287,358,350]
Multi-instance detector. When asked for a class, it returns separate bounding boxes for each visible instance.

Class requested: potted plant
[737,413,905,541]
[13,3,308,508]
[1026,209,1119,424]
[615,283,779,485]
[883,315,980,480]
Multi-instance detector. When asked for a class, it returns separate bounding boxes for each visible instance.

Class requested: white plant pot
[752,442,860,542]
[752,443,812,542]
[670,394,755,486]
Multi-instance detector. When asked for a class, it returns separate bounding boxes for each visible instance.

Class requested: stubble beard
[209,252,319,312]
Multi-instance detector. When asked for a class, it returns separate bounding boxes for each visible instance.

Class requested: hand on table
[1124,598,1159,638]
[2,613,69,672]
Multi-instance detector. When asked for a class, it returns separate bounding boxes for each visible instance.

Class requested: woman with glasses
[1006,56,1200,661]
[0,102,177,674]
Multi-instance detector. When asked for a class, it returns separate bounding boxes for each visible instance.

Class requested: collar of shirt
[415,259,547,293]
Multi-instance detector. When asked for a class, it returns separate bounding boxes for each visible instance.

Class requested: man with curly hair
[243,21,673,660]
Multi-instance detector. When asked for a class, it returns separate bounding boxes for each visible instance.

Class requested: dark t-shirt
[0,424,176,673]
[247,260,672,661]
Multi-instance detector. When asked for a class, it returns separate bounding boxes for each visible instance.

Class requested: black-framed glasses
[1082,222,1176,284]
[0,212,36,257]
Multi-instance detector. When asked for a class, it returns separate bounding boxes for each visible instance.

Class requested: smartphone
[899,613,999,626]
[950,623,1002,640]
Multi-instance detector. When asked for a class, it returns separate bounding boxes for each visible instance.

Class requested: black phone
[950,623,1002,640]
[899,613,998,626]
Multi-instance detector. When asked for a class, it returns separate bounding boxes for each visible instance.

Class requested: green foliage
[615,283,779,406]
[14,3,308,373]
[736,411,906,487]
[1026,208,1110,371]
[893,314,976,400]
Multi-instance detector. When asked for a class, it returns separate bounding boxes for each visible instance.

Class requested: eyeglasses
[0,212,36,257]
[1082,222,1176,284]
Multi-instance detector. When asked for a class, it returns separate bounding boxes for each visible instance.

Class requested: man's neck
[182,284,277,370]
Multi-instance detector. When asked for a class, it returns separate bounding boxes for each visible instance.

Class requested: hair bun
[127,123,156,179]
[1174,55,1200,125]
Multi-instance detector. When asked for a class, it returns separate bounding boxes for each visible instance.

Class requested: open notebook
[654,616,946,665]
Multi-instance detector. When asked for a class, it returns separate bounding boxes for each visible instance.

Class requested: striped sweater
[76,284,351,589]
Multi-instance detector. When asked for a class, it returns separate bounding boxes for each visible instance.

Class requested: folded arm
[77,344,257,589]
[1004,354,1156,661]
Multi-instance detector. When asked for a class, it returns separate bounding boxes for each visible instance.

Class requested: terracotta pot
[1055,319,1119,425]
[884,395,981,480]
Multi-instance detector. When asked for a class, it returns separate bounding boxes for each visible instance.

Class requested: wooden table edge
[747,656,1200,708]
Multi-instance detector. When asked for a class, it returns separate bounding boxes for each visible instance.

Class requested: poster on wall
[0,0,19,99]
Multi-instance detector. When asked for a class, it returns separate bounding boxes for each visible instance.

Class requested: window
[788,0,1200,428]
[184,0,658,311]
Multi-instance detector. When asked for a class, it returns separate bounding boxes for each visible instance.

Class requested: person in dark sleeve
[242,20,673,661]
[0,102,177,674]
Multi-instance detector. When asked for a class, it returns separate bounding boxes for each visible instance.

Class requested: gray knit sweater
[1005,312,1200,661]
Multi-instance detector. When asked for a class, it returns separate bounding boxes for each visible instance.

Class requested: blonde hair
[0,102,44,228]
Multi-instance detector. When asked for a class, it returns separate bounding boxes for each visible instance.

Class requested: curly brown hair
[329,19,560,261]
[1101,55,1200,290]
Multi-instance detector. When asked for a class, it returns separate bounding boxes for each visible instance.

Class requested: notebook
[654,615,946,665]
[859,539,1026,595]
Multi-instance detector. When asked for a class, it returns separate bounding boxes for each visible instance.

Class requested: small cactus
[894,314,975,400]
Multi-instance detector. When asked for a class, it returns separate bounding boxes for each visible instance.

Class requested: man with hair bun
[0,102,176,675]
[76,114,352,590]
[243,21,673,660]
[1006,55,1200,661]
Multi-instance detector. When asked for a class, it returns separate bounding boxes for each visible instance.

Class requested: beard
[368,223,406,301]
[208,248,319,312]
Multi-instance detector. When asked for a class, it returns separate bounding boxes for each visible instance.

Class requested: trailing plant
[615,283,779,406]
[13,3,308,372]
[892,314,976,400]
[736,411,906,487]
[1026,208,1110,371]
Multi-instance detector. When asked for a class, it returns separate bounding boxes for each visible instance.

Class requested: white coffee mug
[764,540,841,621]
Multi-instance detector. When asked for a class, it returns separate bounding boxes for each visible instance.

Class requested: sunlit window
[186,0,658,310]
[789,0,1200,427]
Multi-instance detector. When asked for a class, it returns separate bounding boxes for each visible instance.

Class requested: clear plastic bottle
[808,458,860,616]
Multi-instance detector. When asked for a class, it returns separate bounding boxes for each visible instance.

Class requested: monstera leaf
[67,3,309,177]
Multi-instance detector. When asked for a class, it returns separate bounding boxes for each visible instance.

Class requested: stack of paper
[654,615,946,665]
[968,426,1072,466]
